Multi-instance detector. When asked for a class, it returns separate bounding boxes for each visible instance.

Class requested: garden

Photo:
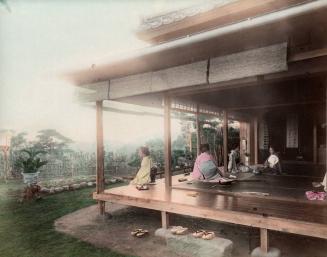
[0,180,132,257]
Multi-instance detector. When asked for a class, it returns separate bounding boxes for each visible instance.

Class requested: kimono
[192,152,220,180]
[130,156,152,185]
[322,172,327,192]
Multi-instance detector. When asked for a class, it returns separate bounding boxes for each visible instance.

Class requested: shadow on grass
[0,181,135,257]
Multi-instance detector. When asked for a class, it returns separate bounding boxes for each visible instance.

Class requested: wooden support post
[313,121,318,164]
[196,104,201,156]
[260,228,269,253]
[326,78,327,169]
[254,117,258,165]
[164,95,172,190]
[96,101,105,215]
[161,211,170,229]
[223,110,228,175]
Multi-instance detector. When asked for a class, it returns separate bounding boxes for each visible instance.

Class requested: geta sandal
[202,231,215,240]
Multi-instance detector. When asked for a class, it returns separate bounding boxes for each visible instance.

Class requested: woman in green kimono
[130,146,153,185]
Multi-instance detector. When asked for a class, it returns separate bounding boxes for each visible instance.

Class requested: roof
[136,0,312,43]
[65,1,327,86]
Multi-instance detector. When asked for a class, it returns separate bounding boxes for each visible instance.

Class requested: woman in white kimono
[264,146,282,174]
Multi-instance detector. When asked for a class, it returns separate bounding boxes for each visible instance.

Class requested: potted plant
[16,148,48,185]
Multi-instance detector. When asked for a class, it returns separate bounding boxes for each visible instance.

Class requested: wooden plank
[173,174,327,206]
[260,228,269,253]
[164,95,172,190]
[209,43,287,84]
[289,47,327,62]
[161,211,170,229]
[254,117,258,165]
[93,189,327,239]
[223,110,228,175]
[96,100,105,214]
[196,104,201,156]
[228,100,325,111]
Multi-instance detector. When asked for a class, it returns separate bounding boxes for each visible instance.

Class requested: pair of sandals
[192,230,216,240]
[136,185,149,190]
[170,227,215,240]
[131,228,149,238]
[170,226,189,235]
[178,177,188,182]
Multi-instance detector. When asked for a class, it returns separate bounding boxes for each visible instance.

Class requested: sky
[0,0,199,148]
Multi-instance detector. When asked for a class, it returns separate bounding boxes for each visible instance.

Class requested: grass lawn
[0,181,134,257]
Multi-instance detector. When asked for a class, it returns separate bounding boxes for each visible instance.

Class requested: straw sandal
[192,230,205,238]
[131,229,149,238]
[136,185,149,191]
[175,227,188,235]
[202,231,215,240]
[170,226,181,234]
[170,226,188,235]
[186,192,198,197]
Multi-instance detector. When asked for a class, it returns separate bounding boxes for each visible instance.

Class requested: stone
[71,184,80,190]
[114,177,124,182]
[40,187,50,194]
[49,187,55,194]
[54,187,64,193]
[62,185,69,191]
[251,247,281,257]
[87,182,93,187]
[80,182,88,187]
[109,179,117,184]
[155,228,233,257]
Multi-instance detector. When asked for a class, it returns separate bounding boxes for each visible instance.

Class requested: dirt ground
[55,203,327,257]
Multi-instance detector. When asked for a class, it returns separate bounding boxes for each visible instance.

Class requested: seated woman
[192,143,222,181]
[228,146,240,173]
[130,146,153,186]
[263,146,282,174]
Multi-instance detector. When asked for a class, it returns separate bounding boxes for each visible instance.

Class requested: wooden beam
[94,191,327,240]
[196,104,201,156]
[260,228,269,253]
[223,110,228,175]
[164,95,172,190]
[254,117,258,165]
[288,47,327,62]
[96,100,105,215]
[136,0,307,44]
[228,100,325,111]
[326,78,327,169]
[161,211,170,229]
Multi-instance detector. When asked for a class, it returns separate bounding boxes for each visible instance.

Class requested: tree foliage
[32,129,74,159]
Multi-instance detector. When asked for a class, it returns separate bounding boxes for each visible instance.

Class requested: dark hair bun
[140,146,150,156]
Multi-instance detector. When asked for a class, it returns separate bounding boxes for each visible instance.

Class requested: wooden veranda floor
[94,174,327,240]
